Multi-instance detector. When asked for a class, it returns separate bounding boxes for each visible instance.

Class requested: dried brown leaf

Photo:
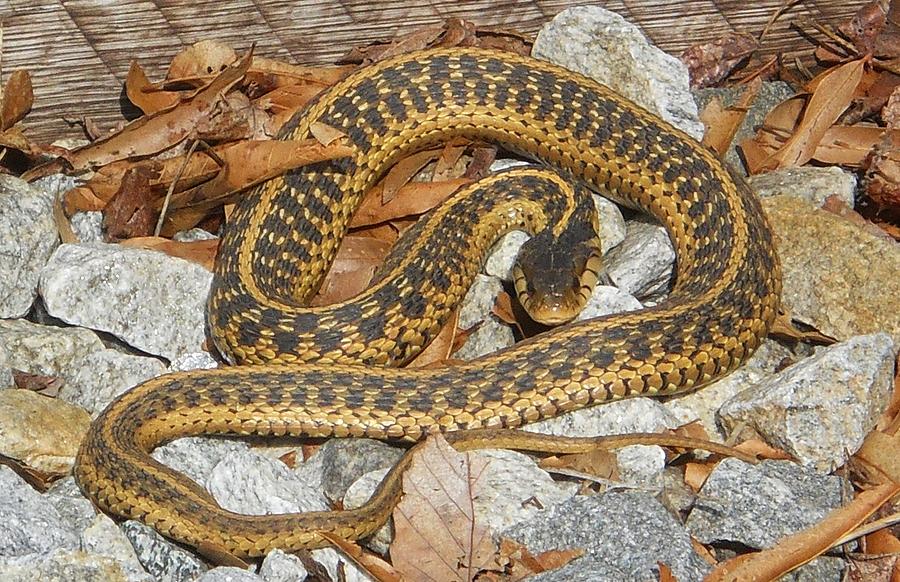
[126,61,180,116]
[380,148,443,202]
[308,121,347,146]
[167,40,238,82]
[680,32,758,89]
[866,528,900,554]
[65,49,253,171]
[496,538,583,582]
[392,434,499,582]
[102,166,158,240]
[658,561,678,582]
[1,70,33,131]
[318,533,403,582]
[539,448,619,481]
[119,237,218,271]
[351,179,469,228]
[12,370,64,397]
[762,58,867,170]
[310,235,391,306]
[683,462,714,492]
[406,310,459,369]
[700,80,760,158]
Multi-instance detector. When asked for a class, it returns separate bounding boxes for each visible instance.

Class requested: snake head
[513,228,603,325]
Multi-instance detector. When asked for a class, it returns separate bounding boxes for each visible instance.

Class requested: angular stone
[39,243,212,360]
[763,195,900,344]
[0,465,80,558]
[120,521,207,582]
[505,491,710,582]
[59,349,165,416]
[749,166,856,208]
[604,220,675,300]
[718,334,896,472]
[0,174,59,317]
[685,458,843,549]
[534,6,704,139]
[0,388,91,475]
[0,318,104,377]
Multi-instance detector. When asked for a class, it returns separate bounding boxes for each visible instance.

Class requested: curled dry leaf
[63,48,253,172]
[351,179,470,228]
[167,40,238,83]
[119,237,218,271]
[700,80,760,158]
[680,32,759,89]
[391,434,500,582]
[1,70,33,131]
[761,58,867,171]
[102,166,158,240]
[126,61,180,116]
[309,235,392,306]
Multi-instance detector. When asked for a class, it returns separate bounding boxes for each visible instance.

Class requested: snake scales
[74,47,781,557]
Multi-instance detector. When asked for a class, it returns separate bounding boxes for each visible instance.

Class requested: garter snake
[74,47,781,557]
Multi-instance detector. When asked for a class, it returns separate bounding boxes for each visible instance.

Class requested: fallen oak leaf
[126,61,180,116]
[391,433,500,582]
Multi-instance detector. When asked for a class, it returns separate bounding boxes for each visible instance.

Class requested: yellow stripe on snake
[73,48,781,557]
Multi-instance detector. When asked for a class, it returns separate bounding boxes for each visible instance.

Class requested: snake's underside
[74,47,781,557]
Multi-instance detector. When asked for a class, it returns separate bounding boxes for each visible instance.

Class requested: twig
[759,0,803,43]
[830,510,900,548]
[154,138,199,236]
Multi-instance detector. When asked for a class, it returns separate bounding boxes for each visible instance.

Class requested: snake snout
[514,234,603,326]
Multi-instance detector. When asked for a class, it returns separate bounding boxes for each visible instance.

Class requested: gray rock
[694,82,795,174]
[0,318,104,377]
[528,396,679,438]
[0,465,79,557]
[527,555,633,582]
[316,438,403,504]
[30,174,80,201]
[0,550,135,582]
[0,343,11,389]
[342,467,393,553]
[59,348,165,416]
[208,448,329,516]
[763,195,900,344]
[80,514,153,582]
[169,351,219,372]
[152,436,251,489]
[69,211,105,243]
[604,220,675,300]
[787,557,847,582]
[46,477,98,537]
[534,6,704,139]
[576,285,643,321]
[750,166,856,208]
[39,242,212,360]
[196,567,262,582]
[593,194,627,252]
[685,458,843,549]
[0,388,91,475]
[484,230,530,281]
[719,333,896,473]
[258,549,308,582]
[173,228,218,242]
[120,520,207,582]
[505,491,710,582]
[455,274,515,360]
[0,174,59,317]
[663,339,794,440]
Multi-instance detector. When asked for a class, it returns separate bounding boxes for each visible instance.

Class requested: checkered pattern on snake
[74,47,781,557]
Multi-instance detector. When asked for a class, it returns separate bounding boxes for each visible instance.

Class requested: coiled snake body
[74,48,781,557]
